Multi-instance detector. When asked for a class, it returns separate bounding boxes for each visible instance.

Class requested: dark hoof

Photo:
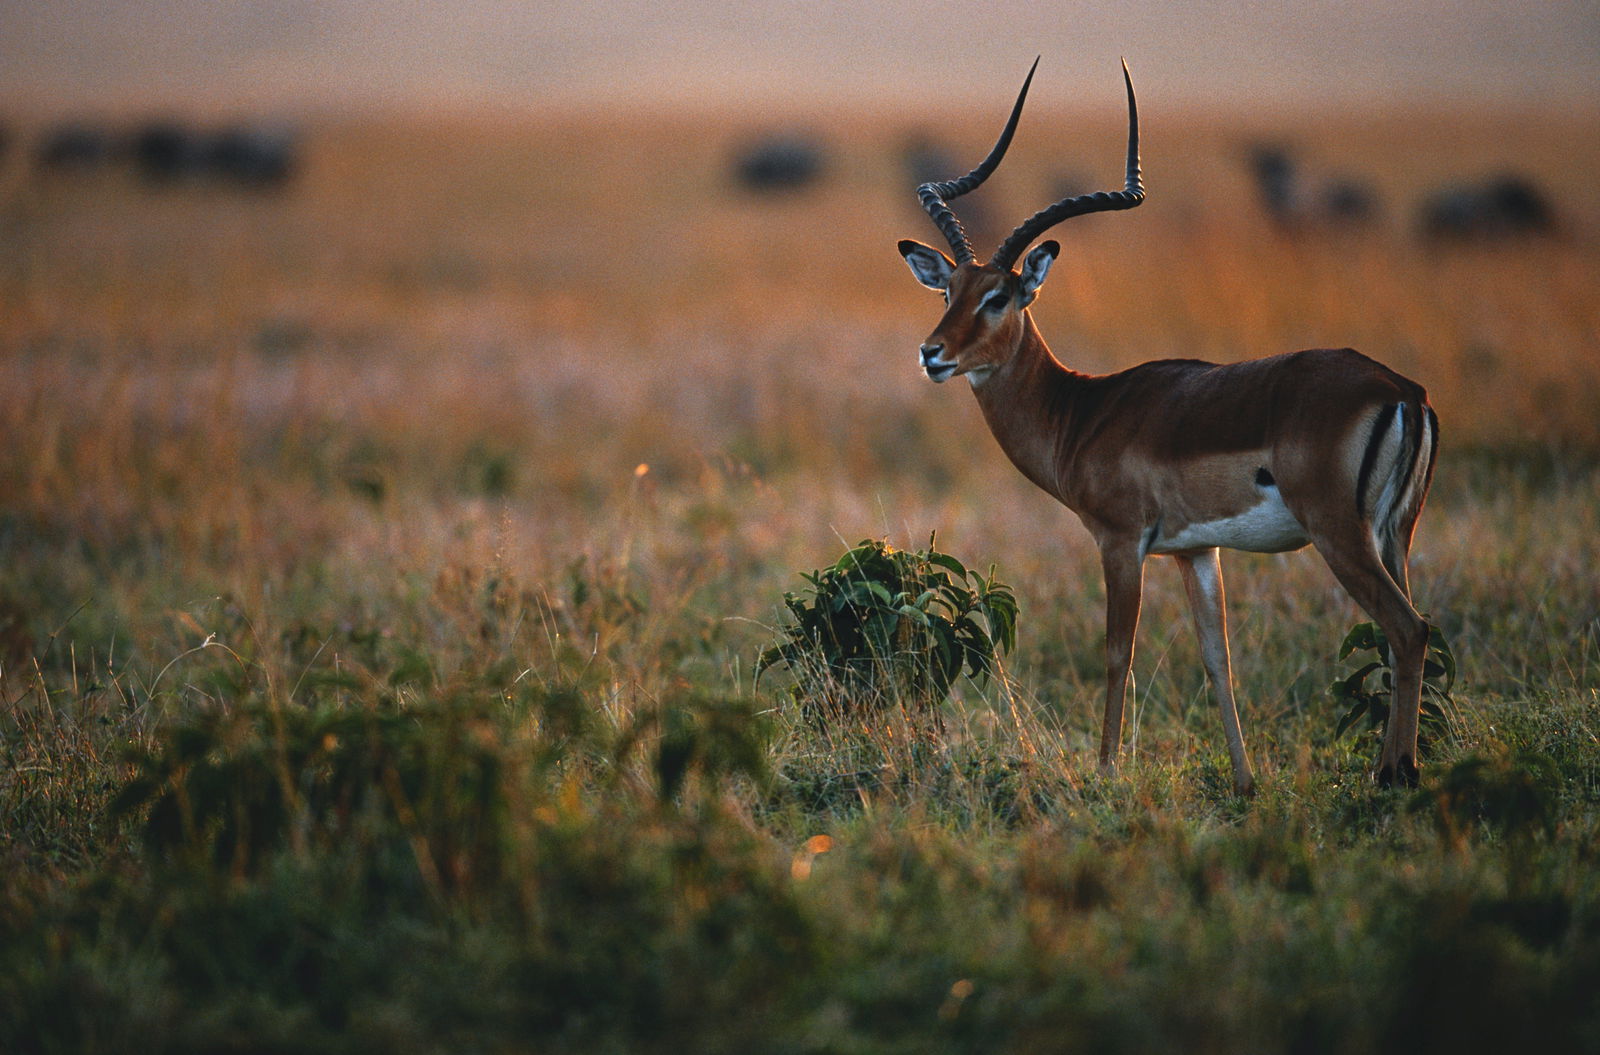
[1376,757,1420,789]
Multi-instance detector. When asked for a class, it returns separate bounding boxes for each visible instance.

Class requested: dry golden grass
[2,101,1599,1053]
[3,102,1597,630]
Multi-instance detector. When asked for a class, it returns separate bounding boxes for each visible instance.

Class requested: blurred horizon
[3,0,1598,117]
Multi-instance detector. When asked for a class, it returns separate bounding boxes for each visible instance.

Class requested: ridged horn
[913,56,1039,266]
[989,59,1144,272]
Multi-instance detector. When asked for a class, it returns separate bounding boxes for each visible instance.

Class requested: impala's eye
[981,292,1010,313]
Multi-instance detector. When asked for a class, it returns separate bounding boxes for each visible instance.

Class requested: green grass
[4,483,1597,1052]
[3,104,1600,1051]
[4,661,1598,1052]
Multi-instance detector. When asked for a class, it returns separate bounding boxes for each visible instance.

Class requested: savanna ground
[2,98,1599,1052]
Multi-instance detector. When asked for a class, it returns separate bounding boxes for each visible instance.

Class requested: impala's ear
[1018,241,1059,304]
[898,239,955,291]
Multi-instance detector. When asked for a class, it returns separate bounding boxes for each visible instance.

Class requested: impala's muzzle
[920,342,956,382]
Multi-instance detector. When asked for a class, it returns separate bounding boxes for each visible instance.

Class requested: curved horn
[990,59,1144,273]
[914,56,1039,266]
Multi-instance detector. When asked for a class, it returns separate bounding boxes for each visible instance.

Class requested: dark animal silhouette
[1418,176,1555,241]
[1247,144,1381,230]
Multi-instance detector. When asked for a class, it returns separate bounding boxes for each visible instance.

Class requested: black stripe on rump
[1394,402,1427,515]
[1355,403,1399,519]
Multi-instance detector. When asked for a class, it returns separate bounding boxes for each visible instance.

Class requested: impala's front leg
[1098,544,1145,772]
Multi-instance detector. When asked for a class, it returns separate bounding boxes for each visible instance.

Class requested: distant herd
[1244,142,1556,241]
[10,118,297,189]
[733,128,1561,244]
[1,116,1560,240]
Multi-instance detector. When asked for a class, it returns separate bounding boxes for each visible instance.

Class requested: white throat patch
[965,366,997,388]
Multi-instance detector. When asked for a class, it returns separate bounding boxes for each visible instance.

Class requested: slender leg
[1315,535,1428,787]
[1176,549,1256,796]
[1098,544,1145,772]
[1378,518,1414,602]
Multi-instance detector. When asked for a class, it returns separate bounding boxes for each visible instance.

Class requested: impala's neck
[968,313,1083,505]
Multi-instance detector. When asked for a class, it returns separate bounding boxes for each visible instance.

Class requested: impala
[897,59,1438,793]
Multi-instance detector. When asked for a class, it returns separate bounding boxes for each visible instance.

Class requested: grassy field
[2,100,1599,1052]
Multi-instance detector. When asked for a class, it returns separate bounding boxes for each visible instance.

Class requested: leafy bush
[1330,620,1457,743]
[757,537,1016,718]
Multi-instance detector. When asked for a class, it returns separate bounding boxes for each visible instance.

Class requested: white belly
[1149,487,1310,555]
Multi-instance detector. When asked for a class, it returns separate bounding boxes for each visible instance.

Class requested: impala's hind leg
[1315,534,1428,787]
[1375,409,1437,602]
[1176,549,1255,796]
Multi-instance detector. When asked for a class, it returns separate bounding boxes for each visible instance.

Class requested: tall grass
[2,101,1598,1050]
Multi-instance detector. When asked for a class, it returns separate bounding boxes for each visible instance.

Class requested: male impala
[898,60,1438,793]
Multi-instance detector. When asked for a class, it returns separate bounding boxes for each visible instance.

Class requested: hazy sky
[2,0,1597,113]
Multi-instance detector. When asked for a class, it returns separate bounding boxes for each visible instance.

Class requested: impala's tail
[1356,398,1439,587]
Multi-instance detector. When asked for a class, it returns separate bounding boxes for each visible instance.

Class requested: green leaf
[839,540,880,567]
[965,641,994,680]
[755,642,811,679]
[936,633,962,683]
[1335,699,1370,739]
[1342,661,1384,696]
[1429,631,1457,688]
[897,604,931,627]
[1338,622,1378,659]
[860,580,894,605]
[926,551,969,578]
[982,594,1018,654]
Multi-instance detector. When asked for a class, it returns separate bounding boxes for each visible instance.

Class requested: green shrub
[757,537,1016,719]
[1330,620,1457,744]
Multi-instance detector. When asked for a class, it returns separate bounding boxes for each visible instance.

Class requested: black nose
[920,342,943,363]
